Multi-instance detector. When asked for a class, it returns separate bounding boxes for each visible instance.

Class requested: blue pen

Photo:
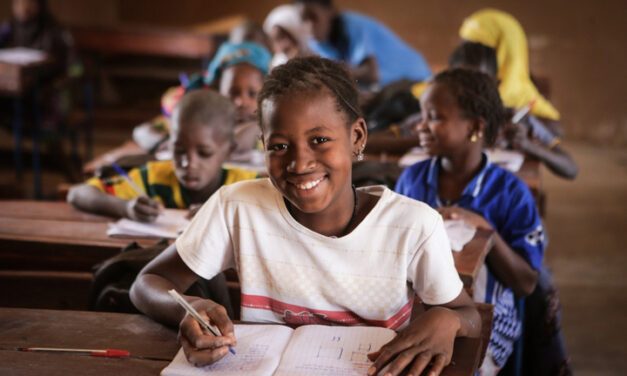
[110,162,146,197]
[168,289,236,355]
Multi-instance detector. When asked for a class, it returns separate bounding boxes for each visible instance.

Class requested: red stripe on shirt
[241,294,413,330]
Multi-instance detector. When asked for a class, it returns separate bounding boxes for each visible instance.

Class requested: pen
[511,99,536,124]
[110,162,146,197]
[19,347,130,357]
[168,289,236,355]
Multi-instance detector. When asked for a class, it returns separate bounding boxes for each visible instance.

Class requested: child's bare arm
[350,56,379,86]
[518,141,578,180]
[438,206,539,297]
[67,184,161,221]
[130,244,235,366]
[367,290,480,376]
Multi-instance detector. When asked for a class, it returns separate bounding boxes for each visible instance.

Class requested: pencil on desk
[168,289,236,355]
[19,347,130,357]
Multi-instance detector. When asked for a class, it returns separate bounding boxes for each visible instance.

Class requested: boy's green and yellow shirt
[86,160,257,209]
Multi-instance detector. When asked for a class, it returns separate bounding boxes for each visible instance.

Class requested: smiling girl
[395,68,546,375]
[130,57,480,376]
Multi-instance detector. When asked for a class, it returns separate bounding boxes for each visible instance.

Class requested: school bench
[0,307,483,376]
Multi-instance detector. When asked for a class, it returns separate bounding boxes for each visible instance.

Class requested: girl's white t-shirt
[176,179,462,329]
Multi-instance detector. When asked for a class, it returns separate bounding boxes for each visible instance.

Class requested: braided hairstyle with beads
[257,56,362,130]
[432,68,506,146]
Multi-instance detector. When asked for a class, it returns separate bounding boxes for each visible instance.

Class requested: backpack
[89,239,235,318]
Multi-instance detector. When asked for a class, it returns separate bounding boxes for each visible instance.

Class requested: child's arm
[367,290,480,376]
[506,120,578,180]
[130,244,235,366]
[350,56,379,86]
[67,184,161,222]
[438,206,540,297]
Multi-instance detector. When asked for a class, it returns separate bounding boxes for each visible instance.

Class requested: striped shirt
[87,160,257,209]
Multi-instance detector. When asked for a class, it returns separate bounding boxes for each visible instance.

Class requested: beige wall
[2,0,625,145]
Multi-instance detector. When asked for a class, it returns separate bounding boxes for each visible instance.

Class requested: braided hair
[257,56,362,130]
[432,68,505,146]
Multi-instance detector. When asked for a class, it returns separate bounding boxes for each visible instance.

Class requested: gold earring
[470,133,477,142]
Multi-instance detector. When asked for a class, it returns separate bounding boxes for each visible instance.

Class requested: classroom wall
[1,0,625,146]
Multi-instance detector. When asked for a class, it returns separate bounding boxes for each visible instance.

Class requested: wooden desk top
[453,229,494,291]
[0,308,177,376]
[0,200,112,222]
[0,308,480,376]
[0,201,162,271]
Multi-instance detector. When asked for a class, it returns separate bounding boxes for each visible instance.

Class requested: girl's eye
[268,144,287,152]
[248,90,258,99]
[198,151,214,158]
[312,136,330,145]
[174,149,185,155]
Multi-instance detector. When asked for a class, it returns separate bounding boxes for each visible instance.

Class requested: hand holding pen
[110,162,163,222]
[169,290,237,367]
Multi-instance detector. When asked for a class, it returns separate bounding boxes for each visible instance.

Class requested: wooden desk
[0,216,158,271]
[71,25,216,60]
[454,229,494,292]
[0,308,481,376]
[0,308,177,376]
[0,200,111,222]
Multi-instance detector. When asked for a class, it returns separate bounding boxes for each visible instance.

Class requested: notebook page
[161,324,293,376]
[444,219,477,252]
[107,209,190,238]
[274,325,396,376]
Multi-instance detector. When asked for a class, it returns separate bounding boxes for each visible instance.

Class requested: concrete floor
[1,131,625,374]
[541,142,627,375]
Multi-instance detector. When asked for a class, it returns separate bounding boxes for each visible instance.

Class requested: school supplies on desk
[107,209,190,238]
[161,324,396,376]
[19,347,130,358]
[444,219,477,252]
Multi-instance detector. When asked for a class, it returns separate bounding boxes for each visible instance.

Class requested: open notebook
[107,209,190,239]
[161,324,396,376]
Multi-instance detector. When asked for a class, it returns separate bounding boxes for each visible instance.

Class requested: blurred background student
[263,4,310,69]
[294,0,431,88]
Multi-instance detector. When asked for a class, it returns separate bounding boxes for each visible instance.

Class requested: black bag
[89,239,234,318]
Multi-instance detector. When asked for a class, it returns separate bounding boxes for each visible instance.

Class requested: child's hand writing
[437,206,492,230]
[125,196,162,222]
[178,299,236,367]
[366,307,460,376]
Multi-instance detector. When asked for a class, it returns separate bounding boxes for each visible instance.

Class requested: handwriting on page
[204,343,269,372]
[276,325,396,376]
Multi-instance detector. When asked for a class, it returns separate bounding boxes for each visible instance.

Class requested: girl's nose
[180,154,189,168]
[286,146,315,173]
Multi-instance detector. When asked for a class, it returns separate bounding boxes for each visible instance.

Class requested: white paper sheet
[444,219,477,252]
[107,209,190,238]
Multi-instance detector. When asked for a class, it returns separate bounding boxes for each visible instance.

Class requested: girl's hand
[437,206,492,230]
[178,299,236,367]
[367,307,460,376]
[504,121,531,151]
[125,196,161,222]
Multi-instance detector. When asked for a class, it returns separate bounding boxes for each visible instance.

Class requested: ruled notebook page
[161,324,293,376]
[274,325,396,376]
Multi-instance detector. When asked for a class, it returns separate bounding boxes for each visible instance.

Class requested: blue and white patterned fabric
[395,153,545,367]
[307,11,431,86]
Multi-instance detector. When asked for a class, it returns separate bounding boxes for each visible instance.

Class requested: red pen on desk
[19,347,130,358]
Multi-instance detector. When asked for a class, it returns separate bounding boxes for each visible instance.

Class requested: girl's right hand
[178,299,236,367]
[125,196,161,222]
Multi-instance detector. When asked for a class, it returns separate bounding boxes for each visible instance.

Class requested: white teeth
[295,177,323,190]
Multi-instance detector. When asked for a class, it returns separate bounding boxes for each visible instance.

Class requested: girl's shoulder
[359,184,442,229]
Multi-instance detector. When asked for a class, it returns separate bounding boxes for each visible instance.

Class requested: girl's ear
[468,116,487,142]
[350,118,368,154]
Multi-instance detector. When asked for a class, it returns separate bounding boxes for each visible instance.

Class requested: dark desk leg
[12,98,23,181]
[32,80,42,199]
[84,82,94,161]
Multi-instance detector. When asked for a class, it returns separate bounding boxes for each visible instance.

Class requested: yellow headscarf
[459,9,560,120]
